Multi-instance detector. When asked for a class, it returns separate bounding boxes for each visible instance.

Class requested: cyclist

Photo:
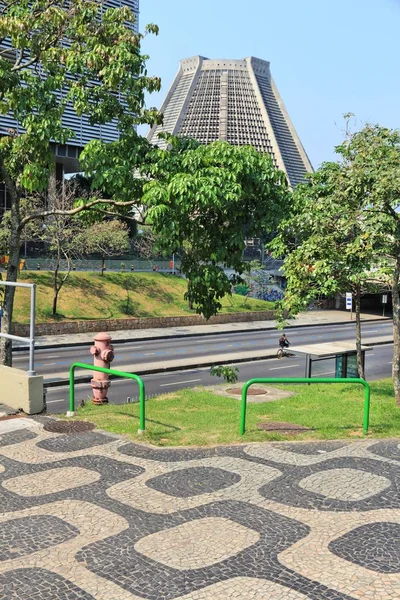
[279,334,290,350]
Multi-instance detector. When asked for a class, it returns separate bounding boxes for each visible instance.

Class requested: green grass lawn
[12,271,273,324]
[67,378,400,446]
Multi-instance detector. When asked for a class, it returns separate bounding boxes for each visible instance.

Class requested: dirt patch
[257,421,311,433]
[227,387,267,396]
[203,383,294,404]
[0,414,23,421]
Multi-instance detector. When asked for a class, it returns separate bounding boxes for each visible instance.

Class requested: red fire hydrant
[90,332,114,404]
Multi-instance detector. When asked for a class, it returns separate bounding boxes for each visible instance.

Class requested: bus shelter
[289,342,371,379]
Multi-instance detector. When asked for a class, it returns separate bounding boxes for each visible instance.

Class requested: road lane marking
[46,399,65,404]
[144,353,156,356]
[269,364,300,371]
[160,379,201,387]
[41,362,57,366]
[313,371,335,376]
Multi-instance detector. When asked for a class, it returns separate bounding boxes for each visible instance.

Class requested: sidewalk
[16,310,391,350]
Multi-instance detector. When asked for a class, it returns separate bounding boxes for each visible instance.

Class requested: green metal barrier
[240,377,371,436]
[69,362,146,432]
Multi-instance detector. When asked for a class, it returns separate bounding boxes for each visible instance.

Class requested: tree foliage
[141,136,290,318]
[77,219,130,276]
[273,122,398,386]
[0,0,160,364]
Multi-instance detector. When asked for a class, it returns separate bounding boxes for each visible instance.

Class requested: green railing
[69,362,146,432]
[240,377,371,436]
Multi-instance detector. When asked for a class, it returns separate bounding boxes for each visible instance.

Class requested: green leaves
[272,122,399,318]
[142,138,289,319]
[0,0,161,195]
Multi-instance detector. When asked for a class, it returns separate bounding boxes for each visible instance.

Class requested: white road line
[314,371,335,376]
[160,379,202,387]
[269,364,300,371]
[363,329,379,333]
[144,353,155,356]
[46,399,65,404]
[43,355,60,359]
[41,362,57,366]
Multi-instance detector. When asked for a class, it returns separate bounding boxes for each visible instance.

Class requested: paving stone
[0,429,37,447]
[0,515,79,561]
[146,466,241,497]
[0,428,398,599]
[0,568,96,599]
[329,522,400,573]
[37,432,114,453]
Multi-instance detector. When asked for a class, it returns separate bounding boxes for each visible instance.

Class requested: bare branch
[18,198,141,231]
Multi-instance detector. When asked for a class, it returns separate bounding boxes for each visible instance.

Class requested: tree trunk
[52,257,60,316]
[392,259,400,405]
[354,286,364,379]
[1,195,21,367]
[187,280,193,310]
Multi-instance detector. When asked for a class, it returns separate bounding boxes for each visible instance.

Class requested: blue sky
[139,0,399,169]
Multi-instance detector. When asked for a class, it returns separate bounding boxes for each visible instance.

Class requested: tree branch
[18,198,142,231]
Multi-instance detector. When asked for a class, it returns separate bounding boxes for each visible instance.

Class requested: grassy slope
[69,378,399,446]
[12,271,273,324]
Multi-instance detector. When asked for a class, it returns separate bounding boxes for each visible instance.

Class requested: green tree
[0,0,160,364]
[77,219,130,276]
[141,137,289,318]
[272,123,394,384]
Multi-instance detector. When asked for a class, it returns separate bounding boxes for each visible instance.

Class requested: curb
[16,317,392,353]
[44,337,393,388]
[44,352,278,388]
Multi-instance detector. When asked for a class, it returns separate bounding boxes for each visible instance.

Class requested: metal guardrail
[240,377,371,436]
[69,362,146,432]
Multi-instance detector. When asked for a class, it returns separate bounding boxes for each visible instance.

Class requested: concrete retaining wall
[0,366,44,414]
[12,310,277,338]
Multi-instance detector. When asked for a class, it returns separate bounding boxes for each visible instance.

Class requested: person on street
[279,334,290,349]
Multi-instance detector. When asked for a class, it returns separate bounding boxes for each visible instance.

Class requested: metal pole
[68,362,146,431]
[239,377,371,436]
[138,376,146,433]
[363,383,371,435]
[28,284,36,375]
[240,380,251,435]
[69,365,75,414]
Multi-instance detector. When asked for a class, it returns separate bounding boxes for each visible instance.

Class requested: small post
[363,382,371,435]
[67,364,76,417]
[138,376,146,433]
[240,381,251,435]
[28,284,36,376]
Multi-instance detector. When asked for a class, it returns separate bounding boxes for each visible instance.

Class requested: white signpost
[382,294,388,318]
[346,292,353,320]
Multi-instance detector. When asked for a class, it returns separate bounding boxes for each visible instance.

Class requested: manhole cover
[257,421,311,432]
[227,387,267,396]
[43,420,95,435]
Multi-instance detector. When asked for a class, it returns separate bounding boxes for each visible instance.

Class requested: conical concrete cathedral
[147,56,313,187]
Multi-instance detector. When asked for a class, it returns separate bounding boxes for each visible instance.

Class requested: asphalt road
[12,320,393,384]
[38,324,394,414]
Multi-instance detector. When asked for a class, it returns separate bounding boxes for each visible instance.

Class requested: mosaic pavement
[1,421,400,599]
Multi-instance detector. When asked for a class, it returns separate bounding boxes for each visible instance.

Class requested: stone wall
[12,310,277,338]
